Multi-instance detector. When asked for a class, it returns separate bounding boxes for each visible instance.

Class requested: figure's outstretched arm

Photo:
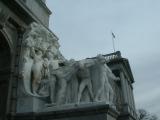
[108,72,119,81]
[104,64,120,81]
[79,59,96,68]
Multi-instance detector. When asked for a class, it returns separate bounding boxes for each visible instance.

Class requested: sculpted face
[24,35,33,47]
[47,46,58,59]
[97,54,106,63]
[43,58,49,67]
[46,51,54,60]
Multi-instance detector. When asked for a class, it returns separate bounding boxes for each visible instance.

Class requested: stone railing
[103,51,122,61]
[87,51,122,62]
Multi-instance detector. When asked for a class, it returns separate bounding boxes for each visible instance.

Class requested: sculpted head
[37,49,42,56]
[97,54,106,63]
[46,46,59,60]
[46,48,53,60]
[43,58,49,67]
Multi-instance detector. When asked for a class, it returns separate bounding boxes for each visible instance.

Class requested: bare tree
[137,109,159,120]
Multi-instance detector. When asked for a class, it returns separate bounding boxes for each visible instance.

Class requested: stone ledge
[9,102,119,120]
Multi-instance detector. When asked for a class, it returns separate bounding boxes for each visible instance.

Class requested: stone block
[17,96,47,113]
[13,102,119,120]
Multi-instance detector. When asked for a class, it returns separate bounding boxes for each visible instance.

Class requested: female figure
[31,47,44,95]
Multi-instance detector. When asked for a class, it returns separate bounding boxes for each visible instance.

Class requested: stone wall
[0,0,52,119]
[22,0,51,26]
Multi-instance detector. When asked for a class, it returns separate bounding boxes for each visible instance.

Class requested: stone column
[120,72,128,104]
[9,28,25,114]
[125,78,131,108]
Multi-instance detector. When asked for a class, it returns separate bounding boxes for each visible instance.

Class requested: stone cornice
[36,0,52,15]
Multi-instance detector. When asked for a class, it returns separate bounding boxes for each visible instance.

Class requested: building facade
[0,1,137,120]
[0,0,51,119]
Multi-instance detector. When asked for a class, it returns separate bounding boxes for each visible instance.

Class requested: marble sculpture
[20,22,119,106]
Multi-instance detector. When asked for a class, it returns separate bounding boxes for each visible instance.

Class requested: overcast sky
[46,0,160,117]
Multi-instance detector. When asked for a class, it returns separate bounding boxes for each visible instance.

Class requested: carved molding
[0,8,9,29]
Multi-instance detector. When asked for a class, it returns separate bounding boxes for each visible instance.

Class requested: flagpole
[111,31,116,53]
[112,36,116,52]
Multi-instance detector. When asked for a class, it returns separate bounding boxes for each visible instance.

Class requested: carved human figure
[21,22,66,98]
[42,58,50,78]
[37,58,50,96]
[54,60,78,105]
[94,55,115,104]
[31,47,44,95]
[50,40,65,61]
[45,47,60,104]
[21,34,34,94]
[104,61,119,103]
[77,60,94,103]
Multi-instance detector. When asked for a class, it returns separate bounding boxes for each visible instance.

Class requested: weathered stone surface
[12,103,119,120]
[17,22,120,113]
[0,0,138,120]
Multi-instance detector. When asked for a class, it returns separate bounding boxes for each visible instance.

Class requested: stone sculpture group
[20,22,119,106]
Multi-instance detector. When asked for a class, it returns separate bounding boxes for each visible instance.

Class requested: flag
[112,32,115,38]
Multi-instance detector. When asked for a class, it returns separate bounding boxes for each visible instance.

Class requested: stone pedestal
[17,96,47,113]
[16,78,48,113]
[11,102,119,120]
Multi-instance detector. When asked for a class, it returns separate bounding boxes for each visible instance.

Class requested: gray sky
[46,0,160,117]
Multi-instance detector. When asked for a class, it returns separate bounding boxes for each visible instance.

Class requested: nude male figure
[45,48,59,104]
[77,60,94,103]
[94,55,119,103]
